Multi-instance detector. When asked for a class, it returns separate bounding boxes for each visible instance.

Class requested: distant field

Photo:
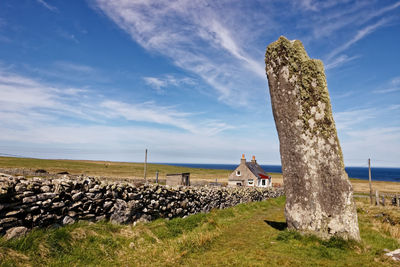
[0,156,231,182]
[1,156,399,193]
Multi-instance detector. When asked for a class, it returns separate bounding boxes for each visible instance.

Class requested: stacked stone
[0,173,283,238]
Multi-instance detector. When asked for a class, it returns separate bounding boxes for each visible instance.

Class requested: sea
[162,163,400,183]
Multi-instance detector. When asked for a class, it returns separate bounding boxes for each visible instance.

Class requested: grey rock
[62,216,75,225]
[0,217,17,224]
[40,185,51,192]
[103,201,113,210]
[27,206,40,212]
[22,196,37,204]
[110,199,134,224]
[385,249,400,261]
[37,193,56,201]
[95,215,106,221]
[265,36,360,240]
[15,184,27,193]
[23,191,35,196]
[51,202,65,209]
[4,226,28,240]
[71,201,83,209]
[5,210,22,217]
[42,199,52,208]
[72,192,83,201]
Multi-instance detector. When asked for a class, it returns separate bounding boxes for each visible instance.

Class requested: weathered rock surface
[265,36,360,240]
[385,249,400,261]
[0,172,283,238]
[5,226,28,240]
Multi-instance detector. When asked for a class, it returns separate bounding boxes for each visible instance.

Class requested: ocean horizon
[161,163,400,183]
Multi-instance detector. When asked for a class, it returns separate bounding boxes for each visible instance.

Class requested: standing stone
[265,36,360,240]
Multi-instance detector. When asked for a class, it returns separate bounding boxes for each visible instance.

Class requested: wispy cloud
[334,108,376,130]
[0,69,232,137]
[26,61,110,84]
[143,77,166,92]
[100,100,234,135]
[389,104,400,110]
[341,126,400,167]
[92,0,268,106]
[327,18,389,60]
[143,75,194,94]
[36,0,58,12]
[325,55,359,70]
[373,76,400,94]
[57,29,79,43]
[54,62,95,73]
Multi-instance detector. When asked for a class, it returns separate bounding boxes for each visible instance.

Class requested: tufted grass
[1,196,400,266]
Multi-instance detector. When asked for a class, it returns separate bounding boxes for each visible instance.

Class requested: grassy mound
[1,197,399,266]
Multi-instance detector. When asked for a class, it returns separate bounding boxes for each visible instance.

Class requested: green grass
[1,197,399,266]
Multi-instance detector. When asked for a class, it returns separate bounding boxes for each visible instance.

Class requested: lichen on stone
[265,36,360,241]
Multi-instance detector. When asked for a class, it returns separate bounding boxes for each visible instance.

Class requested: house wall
[227,180,244,187]
[258,178,272,188]
[228,164,257,184]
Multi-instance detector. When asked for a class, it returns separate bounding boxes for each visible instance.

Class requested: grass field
[1,156,399,194]
[1,197,399,266]
[0,156,232,182]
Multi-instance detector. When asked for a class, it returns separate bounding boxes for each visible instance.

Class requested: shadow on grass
[264,220,287,231]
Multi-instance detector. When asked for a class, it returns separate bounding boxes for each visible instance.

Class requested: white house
[228,154,272,188]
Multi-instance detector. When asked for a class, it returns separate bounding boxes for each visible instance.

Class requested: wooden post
[368,158,373,205]
[382,195,385,206]
[375,190,380,206]
[155,170,159,184]
[397,195,400,207]
[144,149,148,184]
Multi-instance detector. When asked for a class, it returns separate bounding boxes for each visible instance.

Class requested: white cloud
[327,18,389,60]
[92,0,267,107]
[0,69,232,137]
[143,77,166,92]
[373,76,400,94]
[143,75,194,94]
[334,108,376,130]
[389,104,400,110]
[325,55,359,70]
[341,127,400,167]
[57,29,79,43]
[36,0,58,12]
[0,122,279,164]
[54,62,95,73]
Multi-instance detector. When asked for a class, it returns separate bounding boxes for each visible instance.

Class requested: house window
[248,179,254,186]
[236,170,241,176]
[262,179,266,186]
[236,182,242,186]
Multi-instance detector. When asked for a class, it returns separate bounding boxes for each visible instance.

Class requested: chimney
[241,154,246,164]
[251,155,256,164]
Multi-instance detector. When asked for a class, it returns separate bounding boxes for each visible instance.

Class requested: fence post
[398,195,400,207]
[376,190,380,206]
[382,195,385,206]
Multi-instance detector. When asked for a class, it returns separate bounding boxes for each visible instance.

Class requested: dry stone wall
[0,173,283,238]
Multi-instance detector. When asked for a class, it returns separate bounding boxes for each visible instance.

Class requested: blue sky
[0,0,399,167]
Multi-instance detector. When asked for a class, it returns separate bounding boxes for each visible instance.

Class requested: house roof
[245,162,270,179]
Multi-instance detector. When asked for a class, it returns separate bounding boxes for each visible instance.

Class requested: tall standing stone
[265,36,360,240]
